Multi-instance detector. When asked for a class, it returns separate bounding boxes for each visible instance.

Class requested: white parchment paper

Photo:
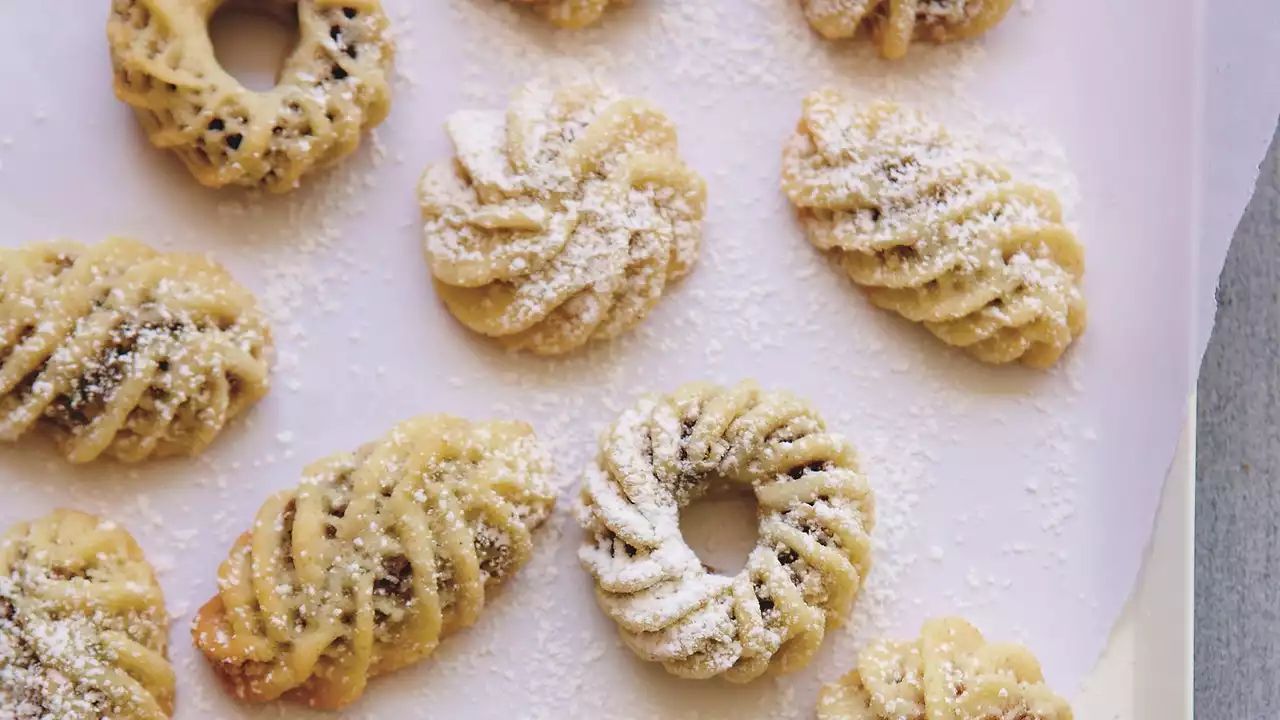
[0,0,1274,717]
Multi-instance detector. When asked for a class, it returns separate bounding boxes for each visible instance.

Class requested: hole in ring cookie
[677,482,759,576]
[208,2,301,92]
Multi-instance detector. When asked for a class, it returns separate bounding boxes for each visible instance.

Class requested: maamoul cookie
[800,0,1014,59]
[419,80,706,356]
[782,94,1086,369]
[193,415,556,708]
[0,237,271,463]
[577,381,875,681]
[107,0,394,192]
[509,0,620,29]
[817,617,1073,719]
[1,510,174,719]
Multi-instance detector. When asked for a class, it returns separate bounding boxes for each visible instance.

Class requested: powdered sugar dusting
[0,511,171,719]
[1,0,1117,716]
[390,0,1087,707]
[421,79,707,355]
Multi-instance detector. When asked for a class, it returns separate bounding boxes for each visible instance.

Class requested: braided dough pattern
[510,0,620,29]
[783,94,1086,369]
[419,80,706,356]
[578,381,875,681]
[817,617,1074,720]
[0,237,271,463]
[108,0,394,192]
[801,0,1014,59]
[1,510,174,719]
[193,416,556,709]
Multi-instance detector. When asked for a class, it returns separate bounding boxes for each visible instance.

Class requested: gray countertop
[1196,122,1280,716]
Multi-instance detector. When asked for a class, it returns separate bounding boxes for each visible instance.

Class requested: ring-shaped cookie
[107,0,394,192]
[577,380,875,681]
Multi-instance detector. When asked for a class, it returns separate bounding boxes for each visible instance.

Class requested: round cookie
[0,510,174,719]
[107,0,394,192]
[419,79,706,356]
[817,617,1074,719]
[577,380,875,681]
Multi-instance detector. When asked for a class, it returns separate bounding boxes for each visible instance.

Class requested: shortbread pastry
[510,0,619,29]
[193,415,556,708]
[0,237,271,462]
[419,80,706,356]
[817,617,1073,720]
[578,381,875,681]
[801,0,1014,59]
[0,510,174,719]
[783,94,1086,368]
[107,0,394,192]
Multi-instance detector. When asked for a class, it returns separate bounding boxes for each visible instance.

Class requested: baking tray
[0,0,1267,716]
